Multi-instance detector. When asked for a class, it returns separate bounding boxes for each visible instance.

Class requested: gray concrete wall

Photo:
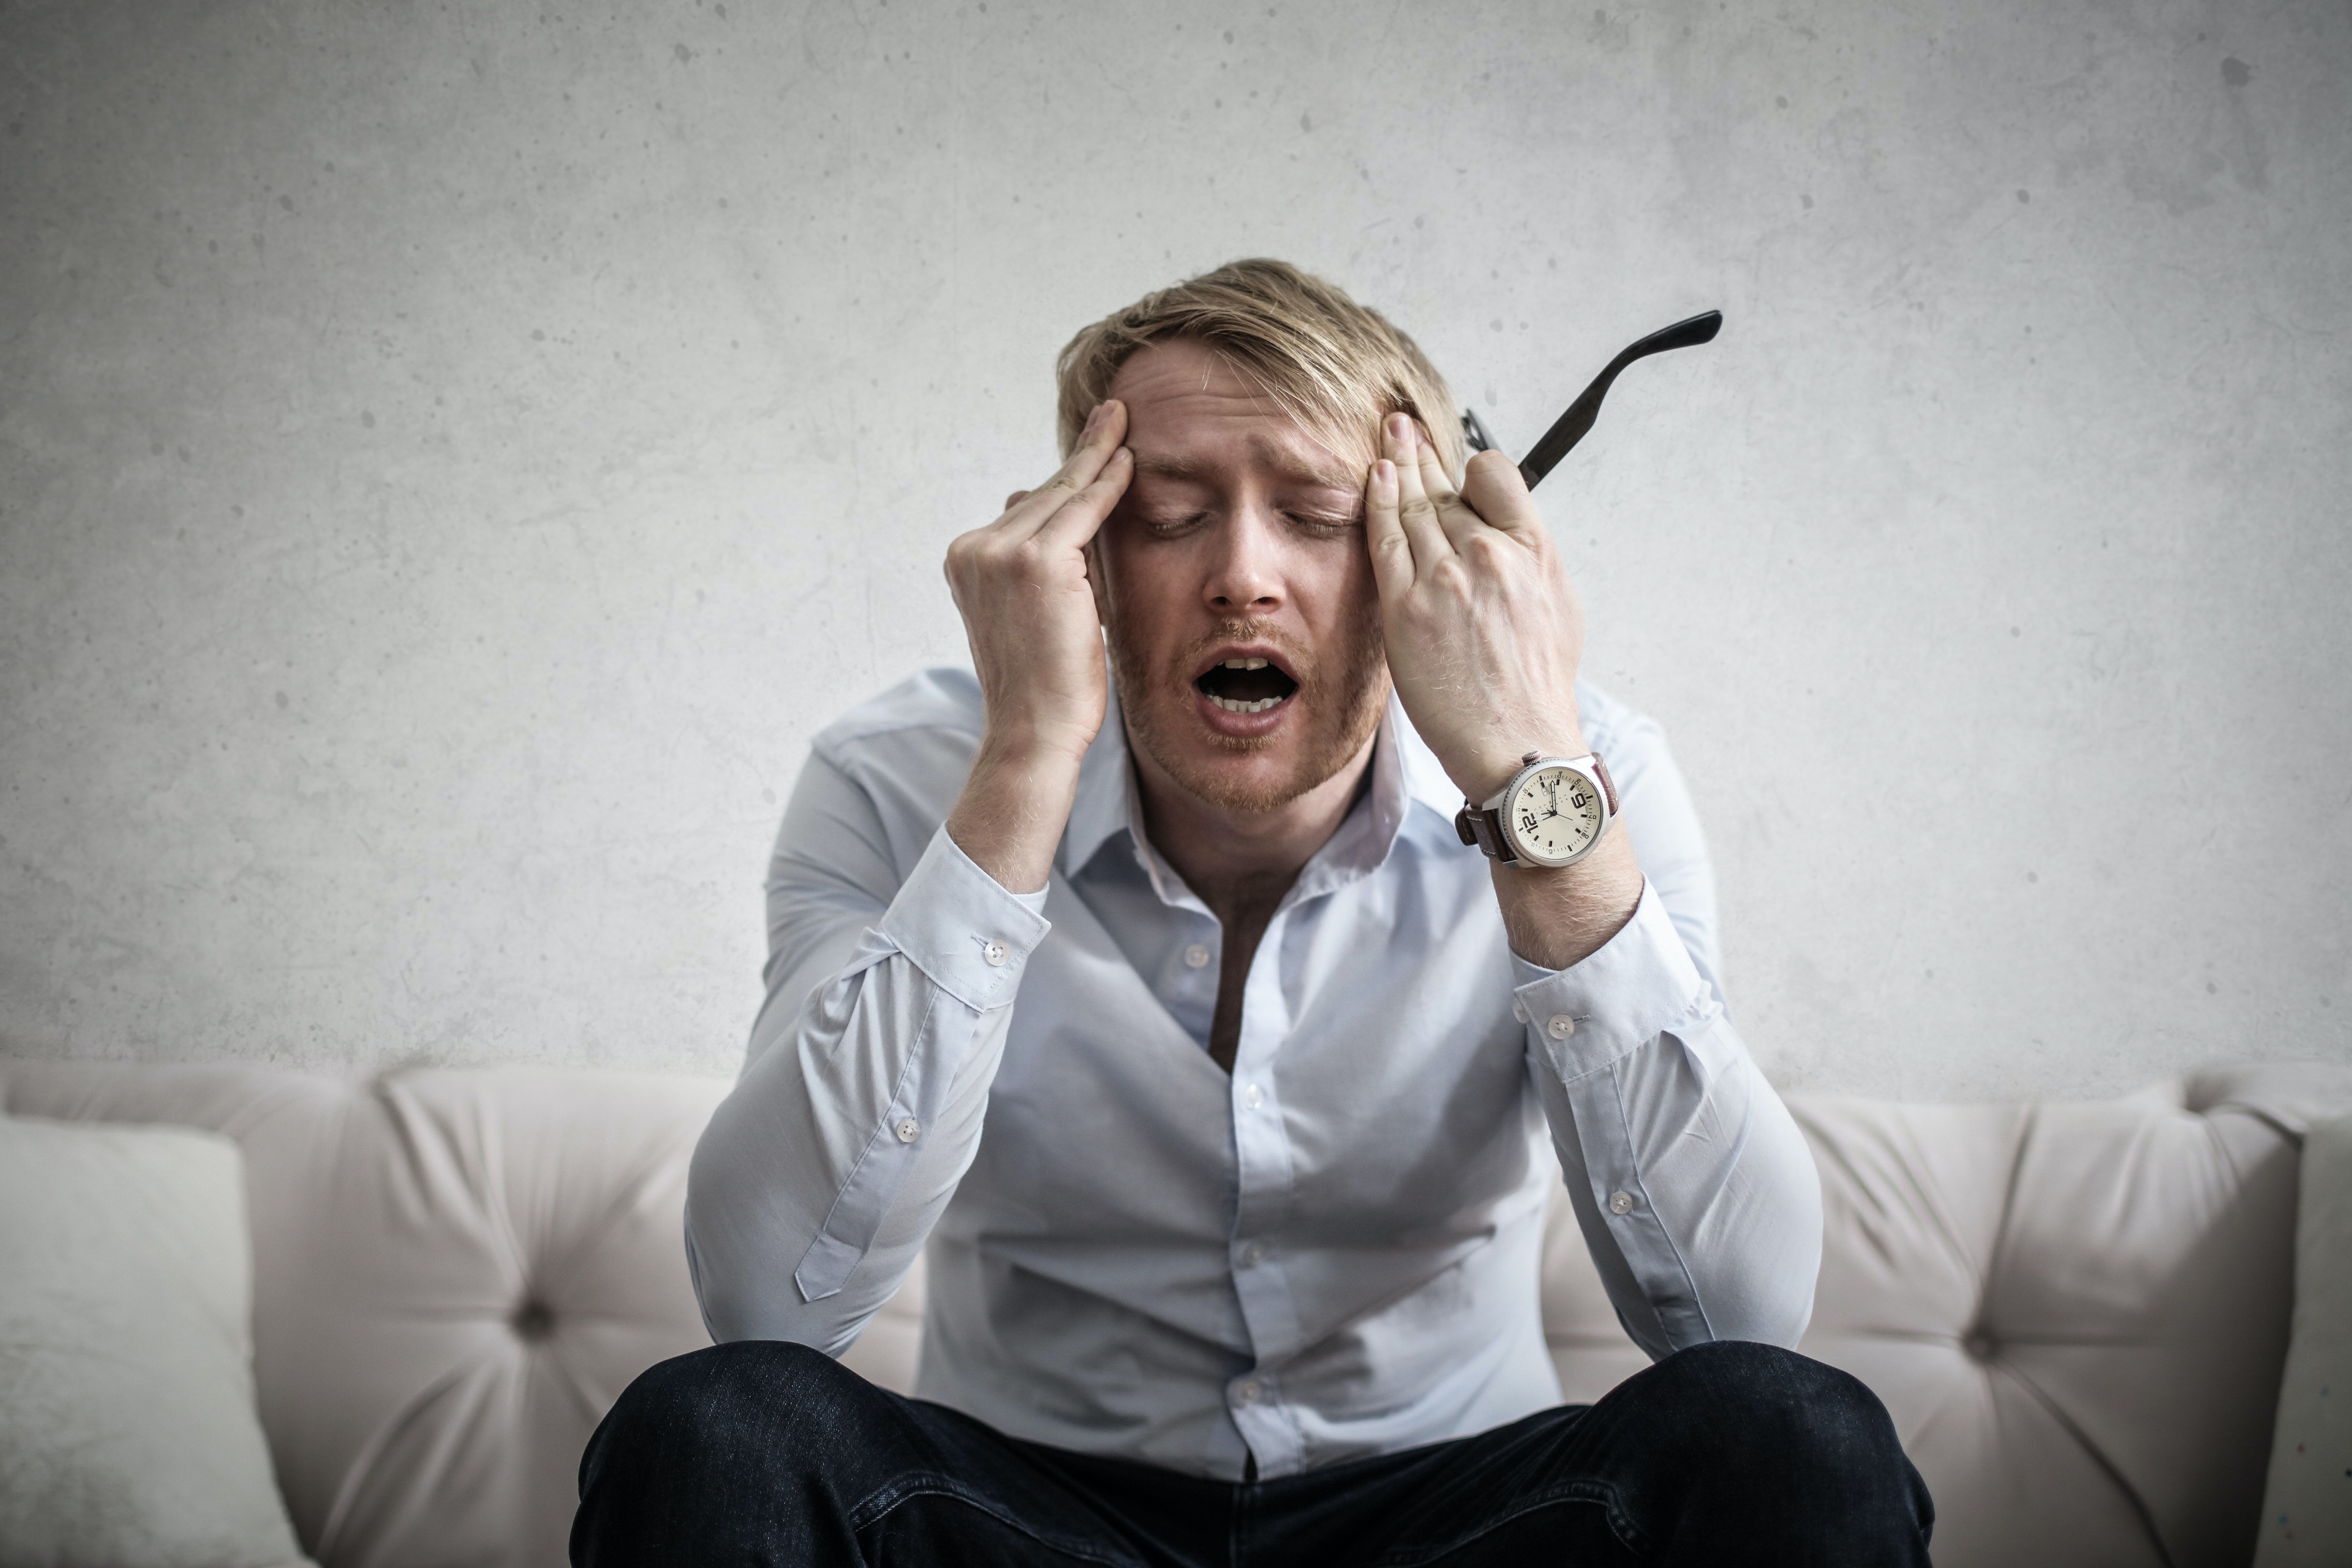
[2,0,2345,1100]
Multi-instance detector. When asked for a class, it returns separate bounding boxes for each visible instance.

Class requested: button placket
[1226,910,1305,1374]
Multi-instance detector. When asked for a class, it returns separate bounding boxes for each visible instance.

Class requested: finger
[999,400,1127,535]
[1363,456,1415,598]
[1382,412,1453,563]
[1408,431,1493,549]
[1032,444,1133,551]
[1457,449,1546,539]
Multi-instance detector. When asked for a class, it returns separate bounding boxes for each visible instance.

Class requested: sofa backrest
[1541,1064,2350,1568]
[7,1059,2345,1568]
[2,1063,728,1568]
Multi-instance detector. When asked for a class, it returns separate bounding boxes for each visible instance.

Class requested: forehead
[1107,339,1365,491]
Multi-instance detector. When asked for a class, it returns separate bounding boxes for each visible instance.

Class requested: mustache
[1170,620,1312,680]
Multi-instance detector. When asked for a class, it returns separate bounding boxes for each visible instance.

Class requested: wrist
[1494,834,1643,971]
[1450,723,1590,804]
[973,716,1096,780]
[948,738,1085,896]
[964,729,1091,790]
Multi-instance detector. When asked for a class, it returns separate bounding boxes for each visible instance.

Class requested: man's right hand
[941,399,1132,893]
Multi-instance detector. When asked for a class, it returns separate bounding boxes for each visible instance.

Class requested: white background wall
[2,0,2345,1101]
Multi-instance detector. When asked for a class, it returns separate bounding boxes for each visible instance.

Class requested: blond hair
[1054,258,1465,479]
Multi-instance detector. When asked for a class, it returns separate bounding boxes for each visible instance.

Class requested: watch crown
[1521,750,1542,767]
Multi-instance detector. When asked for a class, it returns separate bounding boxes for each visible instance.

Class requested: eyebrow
[1130,440,1362,495]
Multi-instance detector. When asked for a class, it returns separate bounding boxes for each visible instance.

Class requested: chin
[1164,744,1321,816]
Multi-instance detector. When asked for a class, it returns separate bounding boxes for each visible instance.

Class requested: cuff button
[1608,1191,1635,1215]
[982,940,1009,967]
[1546,1015,1577,1040]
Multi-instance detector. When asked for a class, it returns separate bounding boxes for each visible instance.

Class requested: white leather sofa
[5,1057,2344,1568]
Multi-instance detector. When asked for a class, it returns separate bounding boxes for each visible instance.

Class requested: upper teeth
[1212,695,1284,714]
[1221,657,1269,670]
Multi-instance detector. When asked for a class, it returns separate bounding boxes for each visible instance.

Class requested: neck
[1128,724,1379,917]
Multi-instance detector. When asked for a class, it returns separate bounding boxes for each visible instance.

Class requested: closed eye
[1286,511,1361,537]
[1135,512,1211,538]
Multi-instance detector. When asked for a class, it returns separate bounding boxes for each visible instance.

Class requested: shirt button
[1547,1015,1577,1040]
[1608,1191,1635,1215]
[1184,944,1212,969]
[1235,1381,1262,1407]
[1243,1084,1263,1109]
[1511,1000,1528,1024]
[1241,1243,1267,1267]
[896,1119,922,1143]
[982,940,1009,967]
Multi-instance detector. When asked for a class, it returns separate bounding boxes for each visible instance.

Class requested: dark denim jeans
[573,1339,1932,1566]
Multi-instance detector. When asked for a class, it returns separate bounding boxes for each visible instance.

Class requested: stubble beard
[1108,611,1392,816]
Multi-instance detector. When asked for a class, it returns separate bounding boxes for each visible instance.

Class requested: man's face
[1092,338,1391,816]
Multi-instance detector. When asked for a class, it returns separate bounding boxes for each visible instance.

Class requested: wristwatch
[1455,751,1619,868]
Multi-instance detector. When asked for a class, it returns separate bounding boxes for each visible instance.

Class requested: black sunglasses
[1460,310,1723,490]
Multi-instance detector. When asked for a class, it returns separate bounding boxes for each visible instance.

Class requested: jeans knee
[590,1339,877,1478]
[1642,1341,1903,1476]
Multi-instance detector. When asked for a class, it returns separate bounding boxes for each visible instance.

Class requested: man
[574,260,1932,1564]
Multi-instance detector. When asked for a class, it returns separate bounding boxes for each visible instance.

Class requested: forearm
[944,735,1085,895]
[687,828,1049,1350]
[1489,827,1645,971]
[1519,887,1822,1357]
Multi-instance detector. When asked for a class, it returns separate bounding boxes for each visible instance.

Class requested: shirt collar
[1056,680,1464,886]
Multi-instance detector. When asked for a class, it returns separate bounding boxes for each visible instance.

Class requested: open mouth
[1193,655,1300,715]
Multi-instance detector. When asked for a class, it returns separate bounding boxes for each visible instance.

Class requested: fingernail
[1374,459,1395,488]
[1386,412,1410,443]
[1084,402,1107,435]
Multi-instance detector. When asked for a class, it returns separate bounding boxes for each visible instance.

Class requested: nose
[1202,507,1285,616]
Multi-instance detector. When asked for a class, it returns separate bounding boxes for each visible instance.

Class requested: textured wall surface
[2,0,2346,1099]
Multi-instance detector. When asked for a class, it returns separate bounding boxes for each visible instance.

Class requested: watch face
[1507,765,1605,866]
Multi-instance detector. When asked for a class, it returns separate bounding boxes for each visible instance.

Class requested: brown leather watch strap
[1453,804,1519,864]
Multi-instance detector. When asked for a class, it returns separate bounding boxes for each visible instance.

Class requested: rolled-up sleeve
[685,749,1049,1352]
[1518,885,1822,1360]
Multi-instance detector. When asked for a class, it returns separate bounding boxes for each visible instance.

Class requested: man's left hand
[1363,412,1587,802]
[1363,412,1645,970]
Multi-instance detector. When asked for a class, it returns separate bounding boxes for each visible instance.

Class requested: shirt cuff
[1511,880,1715,1080]
[873,825,1053,1013]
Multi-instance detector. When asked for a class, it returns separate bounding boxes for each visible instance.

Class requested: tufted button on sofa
[4,1058,2345,1567]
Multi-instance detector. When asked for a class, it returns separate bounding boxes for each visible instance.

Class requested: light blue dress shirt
[686,668,1821,1480]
